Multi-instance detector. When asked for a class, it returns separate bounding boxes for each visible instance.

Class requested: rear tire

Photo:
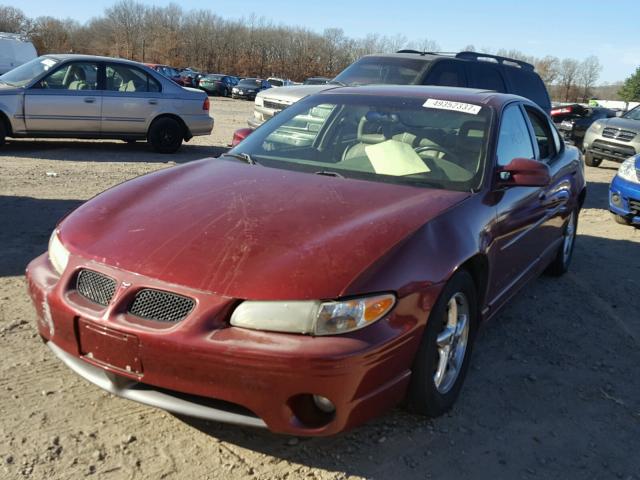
[612,213,630,225]
[584,152,602,167]
[0,118,6,147]
[148,117,183,154]
[406,270,478,417]
[546,209,578,276]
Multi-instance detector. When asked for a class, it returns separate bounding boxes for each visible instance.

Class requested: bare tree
[0,6,30,34]
[535,55,559,86]
[578,55,602,101]
[558,58,580,101]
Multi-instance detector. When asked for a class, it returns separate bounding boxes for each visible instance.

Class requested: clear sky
[19,0,640,83]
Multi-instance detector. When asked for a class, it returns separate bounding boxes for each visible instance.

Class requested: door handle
[148,100,158,105]
[84,98,95,103]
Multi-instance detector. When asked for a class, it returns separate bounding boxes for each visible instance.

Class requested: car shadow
[582,179,610,210]
[0,196,84,277]
[1,139,229,164]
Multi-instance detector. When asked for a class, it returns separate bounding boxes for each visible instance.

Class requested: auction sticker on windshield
[423,98,481,115]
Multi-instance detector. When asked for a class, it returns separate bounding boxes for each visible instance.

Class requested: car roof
[318,85,532,111]
[46,54,146,67]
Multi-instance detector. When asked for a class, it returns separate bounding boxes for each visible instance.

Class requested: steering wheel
[413,145,456,178]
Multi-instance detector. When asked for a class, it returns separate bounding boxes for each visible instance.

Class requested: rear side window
[496,104,534,166]
[424,61,466,87]
[106,64,161,93]
[503,68,550,112]
[467,63,506,92]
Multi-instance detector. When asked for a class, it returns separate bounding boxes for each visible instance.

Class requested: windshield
[238,79,260,87]
[269,79,284,87]
[623,106,640,121]
[332,56,432,86]
[231,94,492,191]
[0,56,59,87]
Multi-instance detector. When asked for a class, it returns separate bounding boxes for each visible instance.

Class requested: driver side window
[496,104,534,166]
[39,62,98,90]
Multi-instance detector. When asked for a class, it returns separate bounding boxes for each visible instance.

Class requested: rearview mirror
[497,158,550,188]
[232,127,253,147]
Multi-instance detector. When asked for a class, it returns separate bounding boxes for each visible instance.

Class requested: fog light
[611,193,622,206]
[312,395,335,413]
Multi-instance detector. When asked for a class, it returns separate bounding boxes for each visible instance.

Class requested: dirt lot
[1,97,639,480]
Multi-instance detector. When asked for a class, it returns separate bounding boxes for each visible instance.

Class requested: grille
[128,289,194,323]
[263,100,289,111]
[602,127,637,142]
[76,270,117,306]
[629,198,640,215]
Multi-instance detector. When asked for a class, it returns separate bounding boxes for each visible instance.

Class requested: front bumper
[609,175,640,225]
[26,253,437,436]
[585,138,638,163]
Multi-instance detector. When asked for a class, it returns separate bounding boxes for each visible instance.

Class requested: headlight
[48,230,70,275]
[590,121,604,132]
[618,156,640,184]
[230,294,396,335]
[255,96,264,107]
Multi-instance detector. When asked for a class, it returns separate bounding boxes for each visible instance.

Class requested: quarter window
[496,105,534,166]
[467,63,506,92]
[525,108,556,160]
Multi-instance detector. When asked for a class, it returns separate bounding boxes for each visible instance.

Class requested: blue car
[609,154,640,226]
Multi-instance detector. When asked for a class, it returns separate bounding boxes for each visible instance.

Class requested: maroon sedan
[26,86,586,436]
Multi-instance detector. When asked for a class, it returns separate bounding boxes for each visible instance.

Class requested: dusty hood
[257,84,335,104]
[60,159,468,300]
[601,116,640,132]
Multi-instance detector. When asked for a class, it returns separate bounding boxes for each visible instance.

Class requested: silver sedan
[0,54,213,153]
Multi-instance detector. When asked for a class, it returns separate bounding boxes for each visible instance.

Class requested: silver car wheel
[434,292,470,394]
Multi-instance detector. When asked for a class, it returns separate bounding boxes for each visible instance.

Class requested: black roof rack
[455,51,534,71]
[396,49,458,56]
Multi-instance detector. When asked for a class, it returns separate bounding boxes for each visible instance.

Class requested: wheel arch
[0,109,13,137]
[148,113,191,141]
[454,253,489,319]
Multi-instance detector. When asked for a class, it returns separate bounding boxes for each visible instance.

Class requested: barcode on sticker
[423,98,482,115]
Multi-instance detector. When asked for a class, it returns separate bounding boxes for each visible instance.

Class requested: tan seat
[119,80,136,92]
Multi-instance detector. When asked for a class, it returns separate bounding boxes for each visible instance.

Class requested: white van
[0,33,37,75]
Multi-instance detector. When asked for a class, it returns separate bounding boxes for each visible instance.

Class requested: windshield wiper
[220,152,259,166]
[314,170,345,178]
[328,80,347,86]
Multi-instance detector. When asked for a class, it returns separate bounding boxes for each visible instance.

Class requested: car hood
[59,159,468,300]
[256,84,335,103]
[0,81,21,94]
[601,116,640,132]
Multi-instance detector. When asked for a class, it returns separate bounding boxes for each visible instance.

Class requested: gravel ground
[1,97,639,480]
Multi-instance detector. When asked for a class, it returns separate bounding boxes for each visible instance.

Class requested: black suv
[333,50,551,112]
[250,51,552,128]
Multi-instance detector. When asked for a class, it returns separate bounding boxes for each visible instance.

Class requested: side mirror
[497,158,550,188]
[232,127,253,147]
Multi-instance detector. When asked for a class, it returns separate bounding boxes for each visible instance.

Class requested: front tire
[406,270,478,417]
[148,117,183,154]
[584,152,602,167]
[612,213,630,225]
[546,209,578,276]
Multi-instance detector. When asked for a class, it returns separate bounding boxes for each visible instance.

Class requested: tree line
[0,2,628,102]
